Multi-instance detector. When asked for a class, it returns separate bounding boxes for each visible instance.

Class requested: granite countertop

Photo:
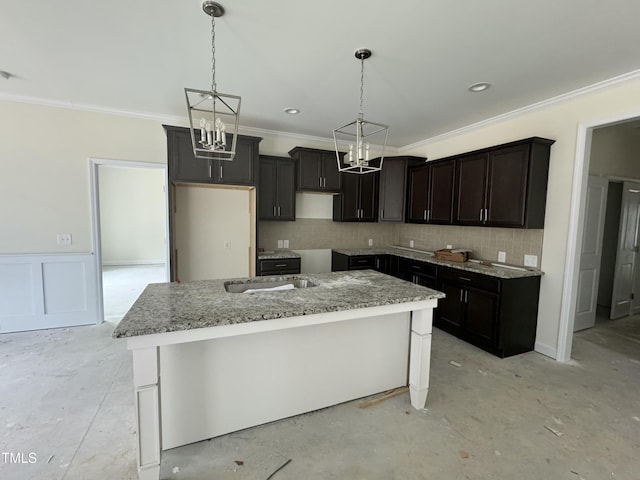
[112,270,444,338]
[333,246,543,279]
[258,249,301,260]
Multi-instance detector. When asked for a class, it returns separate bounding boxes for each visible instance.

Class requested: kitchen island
[113,270,444,480]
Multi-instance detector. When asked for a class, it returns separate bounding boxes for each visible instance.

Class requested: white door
[610,182,640,319]
[574,176,608,331]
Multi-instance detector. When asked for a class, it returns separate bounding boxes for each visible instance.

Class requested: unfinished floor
[1,312,639,480]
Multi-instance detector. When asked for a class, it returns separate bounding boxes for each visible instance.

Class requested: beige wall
[0,101,167,254]
[590,123,640,178]
[98,165,166,264]
[400,77,640,354]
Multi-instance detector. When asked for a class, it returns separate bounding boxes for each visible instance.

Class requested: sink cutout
[224,277,315,293]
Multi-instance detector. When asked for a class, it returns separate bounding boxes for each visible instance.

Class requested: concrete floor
[1,297,639,479]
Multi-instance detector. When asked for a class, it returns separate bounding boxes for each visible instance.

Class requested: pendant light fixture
[333,48,389,174]
[185,1,241,161]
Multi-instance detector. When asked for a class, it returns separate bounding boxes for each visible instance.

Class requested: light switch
[368,239,373,246]
[283,240,289,248]
[446,244,453,249]
[409,240,414,248]
[277,240,283,249]
[498,251,506,263]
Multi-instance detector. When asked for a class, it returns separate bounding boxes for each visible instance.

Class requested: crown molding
[3,68,640,154]
[398,69,640,153]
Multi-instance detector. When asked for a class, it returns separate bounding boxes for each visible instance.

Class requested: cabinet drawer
[398,258,437,277]
[258,258,301,276]
[348,256,375,269]
[438,267,500,293]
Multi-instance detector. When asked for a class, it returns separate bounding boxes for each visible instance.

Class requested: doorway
[90,158,170,324]
[559,115,640,361]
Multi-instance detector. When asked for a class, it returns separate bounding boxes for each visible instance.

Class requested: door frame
[89,157,170,324]
[558,109,640,361]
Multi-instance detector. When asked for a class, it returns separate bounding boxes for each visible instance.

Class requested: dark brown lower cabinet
[257,258,301,276]
[398,257,437,289]
[331,252,389,274]
[435,266,540,358]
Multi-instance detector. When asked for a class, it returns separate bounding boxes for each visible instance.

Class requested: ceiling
[2,0,640,148]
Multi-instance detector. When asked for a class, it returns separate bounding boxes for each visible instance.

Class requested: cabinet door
[485,145,530,227]
[455,154,488,225]
[297,150,323,190]
[374,255,389,274]
[379,159,408,222]
[276,159,296,221]
[258,157,277,220]
[463,287,499,347]
[217,136,256,185]
[407,166,429,223]
[428,160,455,224]
[168,128,212,183]
[321,152,341,192]
[339,174,360,221]
[435,280,465,334]
[358,173,378,221]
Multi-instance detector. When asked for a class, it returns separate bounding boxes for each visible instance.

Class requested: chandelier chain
[359,56,364,118]
[210,13,216,92]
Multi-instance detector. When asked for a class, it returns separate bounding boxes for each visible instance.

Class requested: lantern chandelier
[333,48,389,174]
[185,1,241,161]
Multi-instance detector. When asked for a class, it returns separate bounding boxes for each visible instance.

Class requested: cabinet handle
[209,164,212,178]
[380,209,384,218]
[319,177,322,188]
[279,206,282,216]
[427,209,431,221]
[459,290,464,302]
[275,264,287,267]
[412,265,421,270]
[459,276,471,282]
[323,177,326,187]
[484,208,488,222]
[273,206,276,217]
[376,259,380,268]
[465,290,469,303]
[219,164,223,180]
[479,209,483,221]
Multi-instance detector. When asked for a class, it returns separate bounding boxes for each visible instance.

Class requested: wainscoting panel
[0,254,99,333]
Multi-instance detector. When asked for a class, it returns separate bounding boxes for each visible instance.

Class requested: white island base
[126,300,437,480]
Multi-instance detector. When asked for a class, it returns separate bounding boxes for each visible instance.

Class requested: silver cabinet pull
[465,290,469,303]
[273,206,276,217]
[459,276,471,282]
[219,164,223,180]
[380,209,384,218]
[423,210,427,221]
[319,177,322,188]
[209,164,212,178]
[427,209,431,221]
[324,177,326,187]
[484,208,488,222]
[275,264,287,268]
[459,290,463,302]
[480,209,483,221]
[278,206,281,216]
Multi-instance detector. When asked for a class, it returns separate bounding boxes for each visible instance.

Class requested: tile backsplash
[259,220,543,267]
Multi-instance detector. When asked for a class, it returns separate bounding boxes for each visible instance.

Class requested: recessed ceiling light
[468,82,491,92]
[283,108,300,115]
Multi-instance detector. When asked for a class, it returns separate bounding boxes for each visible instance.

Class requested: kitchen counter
[257,249,300,260]
[333,245,543,279]
[114,270,443,480]
[112,270,442,338]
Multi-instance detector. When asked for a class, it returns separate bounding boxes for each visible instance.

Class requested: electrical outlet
[524,254,538,268]
[57,233,72,246]
[368,238,373,247]
[277,240,283,249]
[409,240,414,248]
[498,251,506,263]
[283,240,289,248]
[446,244,453,249]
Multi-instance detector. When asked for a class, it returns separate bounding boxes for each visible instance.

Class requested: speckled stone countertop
[258,249,301,260]
[333,246,543,279]
[112,270,444,338]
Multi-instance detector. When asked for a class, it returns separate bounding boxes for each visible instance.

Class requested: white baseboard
[102,259,165,266]
[0,253,99,333]
[534,341,557,359]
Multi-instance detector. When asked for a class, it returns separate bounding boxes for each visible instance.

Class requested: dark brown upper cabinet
[407,159,455,224]
[333,171,379,222]
[165,125,261,186]
[453,137,553,228]
[258,155,296,221]
[378,156,425,223]
[289,147,342,192]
